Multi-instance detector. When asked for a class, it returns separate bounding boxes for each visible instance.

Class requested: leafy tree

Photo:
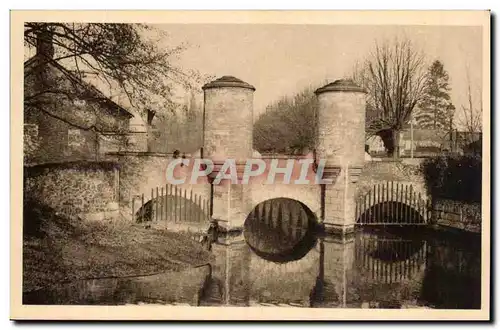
[149,89,204,154]
[253,86,318,154]
[415,60,455,129]
[24,22,204,117]
[352,38,427,159]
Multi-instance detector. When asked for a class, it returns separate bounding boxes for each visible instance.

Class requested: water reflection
[243,198,317,262]
[201,200,481,309]
[24,200,481,308]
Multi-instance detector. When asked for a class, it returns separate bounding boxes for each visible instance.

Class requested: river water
[199,198,481,309]
[200,227,481,309]
[23,199,482,308]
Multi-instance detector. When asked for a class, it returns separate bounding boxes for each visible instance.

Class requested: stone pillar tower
[202,76,255,229]
[315,79,367,234]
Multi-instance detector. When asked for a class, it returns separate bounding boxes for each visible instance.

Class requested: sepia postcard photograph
[10,10,491,321]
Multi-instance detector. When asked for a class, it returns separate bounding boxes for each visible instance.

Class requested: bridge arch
[132,184,211,226]
[249,183,321,221]
[355,181,430,225]
[243,197,319,263]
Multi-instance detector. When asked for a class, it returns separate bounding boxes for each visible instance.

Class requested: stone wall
[24,161,119,221]
[434,198,481,233]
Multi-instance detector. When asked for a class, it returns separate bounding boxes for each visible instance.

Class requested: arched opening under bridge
[243,198,319,263]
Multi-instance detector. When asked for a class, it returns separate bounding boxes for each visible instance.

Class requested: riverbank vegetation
[23,200,214,293]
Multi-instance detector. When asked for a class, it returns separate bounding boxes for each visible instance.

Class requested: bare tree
[458,70,483,133]
[456,68,482,154]
[352,38,427,159]
[24,23,205,117]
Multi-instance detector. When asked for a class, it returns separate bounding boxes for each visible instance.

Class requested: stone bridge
[113,75,432,234]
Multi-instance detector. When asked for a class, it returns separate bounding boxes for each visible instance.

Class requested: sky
[158,24,483,124]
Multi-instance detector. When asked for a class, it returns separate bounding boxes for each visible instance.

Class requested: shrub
[421,155,482,203]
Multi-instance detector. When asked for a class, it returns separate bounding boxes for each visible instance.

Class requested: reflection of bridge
[355,235,427,283]
[244,198,315,262]
[200,229,431,307]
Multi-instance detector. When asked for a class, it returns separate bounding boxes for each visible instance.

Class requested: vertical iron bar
[378,183,381,223]
[141,193,145,223]
[165,185,169,221]
[363,191,367,224]
[386,181,390,224]
[151,189,154,223]
[160,187,164,221]
[396,182,402,221]
[189,190,193,223]
[184,189,188,222]
[156,187,159,222]
[404,186,409,224]
[174,186,178,223]
[367,189,372,223]
[390,181,394,222]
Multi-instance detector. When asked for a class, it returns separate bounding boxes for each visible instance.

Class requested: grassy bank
[23,201,214,293]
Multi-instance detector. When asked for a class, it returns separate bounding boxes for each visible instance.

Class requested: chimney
[36,24,54,59]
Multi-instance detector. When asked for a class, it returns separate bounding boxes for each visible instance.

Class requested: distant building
[23,28,135,165]
[366,128,482,158]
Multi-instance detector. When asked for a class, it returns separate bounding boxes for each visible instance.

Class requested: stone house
[23,28,143,222]
[23,29,135,166]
